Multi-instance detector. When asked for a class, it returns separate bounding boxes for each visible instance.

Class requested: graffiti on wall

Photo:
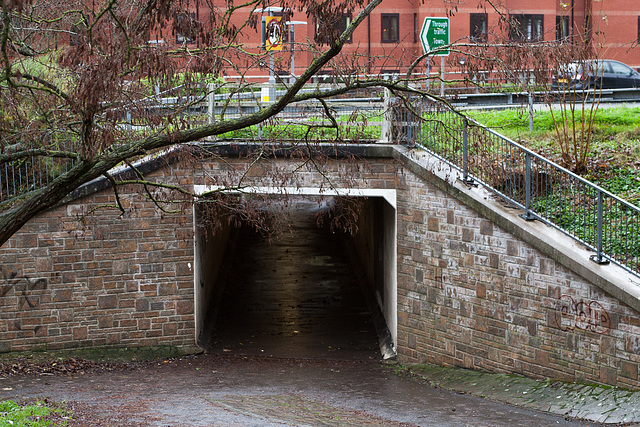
[1,267,48,309]
[554,294,611,334]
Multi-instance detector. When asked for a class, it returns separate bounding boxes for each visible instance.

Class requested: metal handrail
[0,89,384,206]
[411,99,640,278]
[3,87,639,281]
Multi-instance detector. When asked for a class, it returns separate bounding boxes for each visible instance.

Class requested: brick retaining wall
[0,151,388,353]
[395,153,640,389]
[0,171,196,352]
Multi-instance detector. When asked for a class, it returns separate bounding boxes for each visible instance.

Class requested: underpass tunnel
[193,195,397,360]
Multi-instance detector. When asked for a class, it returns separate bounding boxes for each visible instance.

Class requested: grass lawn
[0,400,69,426]
[466,106,640,205]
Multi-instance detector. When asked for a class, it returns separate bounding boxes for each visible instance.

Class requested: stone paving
[407,363,640,425]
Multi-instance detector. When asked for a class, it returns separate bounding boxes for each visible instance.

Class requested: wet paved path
[0,201,597,426]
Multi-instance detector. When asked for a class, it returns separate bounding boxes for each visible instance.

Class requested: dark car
[552,59,640,90]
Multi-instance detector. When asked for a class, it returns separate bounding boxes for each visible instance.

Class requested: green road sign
[420,17,449,56]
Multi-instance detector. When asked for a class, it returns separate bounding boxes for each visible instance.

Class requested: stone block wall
[0,175,196,352]
[395,163,640,389]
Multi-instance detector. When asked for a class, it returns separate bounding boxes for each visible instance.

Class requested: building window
[175,12,196,44]
[69,25,81,46]
[638,16,640,42]
[413,13,418,43]
[510,14,544,42]
[316,14,352,44]
[556,15,569,41]
[381,69,400,79]
[381,14,399,43]
[470,13,488,42]
[340,14,353,43]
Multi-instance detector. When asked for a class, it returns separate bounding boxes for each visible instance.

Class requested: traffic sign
[264,16,284,51]
[420,17,449,56]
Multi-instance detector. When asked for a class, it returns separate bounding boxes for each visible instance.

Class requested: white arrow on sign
[421,20,431,52]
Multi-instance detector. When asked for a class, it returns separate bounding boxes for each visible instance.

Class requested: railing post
[520,152,535,221]
[528,91,534,132]
[440,56,445,98]
[462,119,474,185]
[11,165,16,197]
[207,83,218,142]
[590,190,610,265]
[208,83,215,125]
[379,88,391,143]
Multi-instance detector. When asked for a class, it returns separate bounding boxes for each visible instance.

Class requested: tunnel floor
[207,199,381,361]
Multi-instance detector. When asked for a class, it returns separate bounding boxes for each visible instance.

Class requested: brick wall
[0,170,196,352]
[395,162,640,389]
[0,153,392,353]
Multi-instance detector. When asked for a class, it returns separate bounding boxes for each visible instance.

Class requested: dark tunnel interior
[194,196,395,360]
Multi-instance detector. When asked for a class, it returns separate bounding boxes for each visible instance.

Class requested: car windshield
[561,61,606,76]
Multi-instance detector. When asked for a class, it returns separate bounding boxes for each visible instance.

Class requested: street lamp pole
[254,6,286,102]
[286,21,307,84]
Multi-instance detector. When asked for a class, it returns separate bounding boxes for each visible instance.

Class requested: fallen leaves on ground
[0,357,125,377]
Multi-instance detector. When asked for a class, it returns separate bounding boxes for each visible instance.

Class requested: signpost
[255,7,287,103]
[420,17,449,97]
[255,8,306,100]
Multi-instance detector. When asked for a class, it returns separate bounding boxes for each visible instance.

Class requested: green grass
[217,117,381,141]
[466,107,640,144]
[466,106,640,202]
[467,107,640,131]
[462,106,640,273]
[0,401,67,427]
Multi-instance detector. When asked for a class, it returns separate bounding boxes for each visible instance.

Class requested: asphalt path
[0,200,598,426]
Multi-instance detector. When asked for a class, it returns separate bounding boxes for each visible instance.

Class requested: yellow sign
[265,16,283,51]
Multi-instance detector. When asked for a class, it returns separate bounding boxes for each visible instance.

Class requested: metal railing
[3,84,639,281]
[0,87,386,206]
[407,99,640,278]
[0,144,77,206]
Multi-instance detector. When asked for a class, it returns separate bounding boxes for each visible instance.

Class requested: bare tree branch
[0,0,393,246]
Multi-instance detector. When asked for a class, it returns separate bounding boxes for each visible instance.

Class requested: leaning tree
[1,0,448,246]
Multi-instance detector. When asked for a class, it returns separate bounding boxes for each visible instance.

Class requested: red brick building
[166,0,640,80]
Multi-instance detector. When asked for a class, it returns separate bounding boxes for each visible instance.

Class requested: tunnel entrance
[193,191,397,360]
